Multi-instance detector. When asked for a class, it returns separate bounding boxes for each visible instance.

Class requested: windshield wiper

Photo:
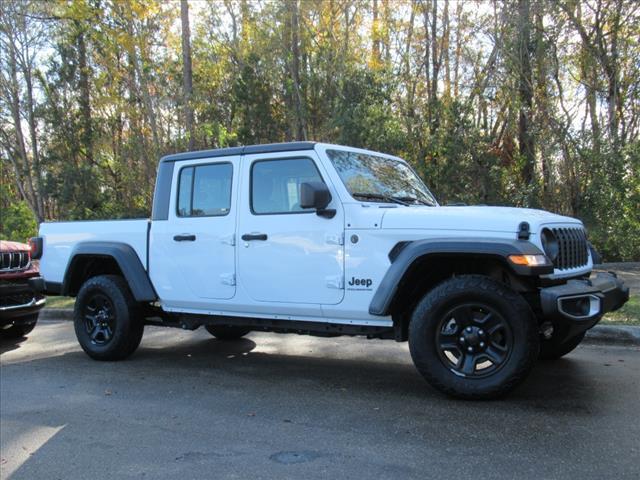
[351,192,411,206]
[393,195,434,206]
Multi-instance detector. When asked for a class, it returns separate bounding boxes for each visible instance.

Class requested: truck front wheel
[74,275,144,361]
[409,275,539,399]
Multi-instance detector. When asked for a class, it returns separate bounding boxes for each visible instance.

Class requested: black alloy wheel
[435,304,513,378]
[83,293,116,345]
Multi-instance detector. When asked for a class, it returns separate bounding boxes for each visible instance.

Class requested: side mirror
[300,182,331,209]
[300,182,335,218]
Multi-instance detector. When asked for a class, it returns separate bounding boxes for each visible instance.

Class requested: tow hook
[540,322,554,339]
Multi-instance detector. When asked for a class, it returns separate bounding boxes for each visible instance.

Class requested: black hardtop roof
[159,141,317,163]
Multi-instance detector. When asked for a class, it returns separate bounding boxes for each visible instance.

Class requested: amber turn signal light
[508,254,549,266]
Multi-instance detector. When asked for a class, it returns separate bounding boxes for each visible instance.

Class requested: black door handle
[173,234,196,242]
[241,233,268,241]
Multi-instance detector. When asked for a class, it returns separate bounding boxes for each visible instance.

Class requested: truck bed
[39,219,149,285]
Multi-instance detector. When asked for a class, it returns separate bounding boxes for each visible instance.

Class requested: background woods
[0,0,638,260]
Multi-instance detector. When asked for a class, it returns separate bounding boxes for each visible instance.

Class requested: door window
[251,158,323,215]
[177,163,233,217]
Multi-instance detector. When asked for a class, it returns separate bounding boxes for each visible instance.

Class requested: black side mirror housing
[300,182,335,218]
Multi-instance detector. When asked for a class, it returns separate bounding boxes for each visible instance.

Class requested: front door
[237,152,345,305]
[150,156,239,306]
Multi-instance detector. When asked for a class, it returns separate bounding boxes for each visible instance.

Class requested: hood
[380,206,582,234]
[0,240,30,252]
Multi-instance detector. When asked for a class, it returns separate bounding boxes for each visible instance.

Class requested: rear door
[150,156,239,306]
[237,151,345,305]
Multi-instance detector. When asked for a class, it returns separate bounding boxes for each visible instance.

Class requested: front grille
[0,251,31,272]
[552,228,588,270]
[0,292,34,308]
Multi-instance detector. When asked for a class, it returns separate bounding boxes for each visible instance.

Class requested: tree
[181,0,195,150]
[0,0,637,260]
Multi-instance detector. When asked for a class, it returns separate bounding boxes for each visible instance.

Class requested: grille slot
[0,251,31,272]
[0,292,35,308]
[551,228,588,270]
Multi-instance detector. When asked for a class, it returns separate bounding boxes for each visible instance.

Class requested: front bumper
[539,272,630,337]
[0,276,46,323]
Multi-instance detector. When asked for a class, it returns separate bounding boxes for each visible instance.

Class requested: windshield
[326,149,438,206]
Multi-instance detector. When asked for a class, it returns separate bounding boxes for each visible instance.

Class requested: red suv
[0,240,46,338]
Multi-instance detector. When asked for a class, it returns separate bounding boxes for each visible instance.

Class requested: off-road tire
[539,332,585,360]
[74,275,144,361]
[205,325,251,340]
[1,314,38,339]
[409,275,539,400]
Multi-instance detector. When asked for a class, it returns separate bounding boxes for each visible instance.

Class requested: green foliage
[0,200,38,242]
[602,294,640,326]
[331,68,404,153]
[232,53,285,144]
[582,141,640,261]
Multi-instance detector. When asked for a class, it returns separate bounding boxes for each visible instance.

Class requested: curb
[39,308,640,346]
[585,325,640,346]
[40,308,73,321]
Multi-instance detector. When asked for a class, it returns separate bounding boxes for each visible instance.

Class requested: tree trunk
[431,0,439,102]
[371,0,381,67]
[517,0,535,189]
[180,0,195,150]
[422,1,431,126]
[429,0,440,133]
[403,2,416,138]
[453,0,462,97]
[534,0,549,197]
[289,0,307,140]
[442,0,450,97]
[76,24,93,166]
[343,1,350,57]
[382,0,391,65]
[6,37,42,222]
[23,66,45,221]
[605,0,623,151]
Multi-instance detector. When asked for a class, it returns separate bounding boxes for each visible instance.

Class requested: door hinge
[326,233,344,245]
[325,275,344,289]
[220,273,236,286]
[221,234,236,246]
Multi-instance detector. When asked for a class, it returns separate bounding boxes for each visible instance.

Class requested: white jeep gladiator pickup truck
[34,142,629,398]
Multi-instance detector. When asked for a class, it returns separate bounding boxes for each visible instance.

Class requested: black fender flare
[369,238,552,316]
[62,241,157,302]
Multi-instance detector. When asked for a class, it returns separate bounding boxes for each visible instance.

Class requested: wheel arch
[370,238,551,340]
[62,242,157,302]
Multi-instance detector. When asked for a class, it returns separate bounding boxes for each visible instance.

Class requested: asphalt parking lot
[1,319,639,480]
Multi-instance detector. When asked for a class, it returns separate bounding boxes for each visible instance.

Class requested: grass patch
[601,293,640,326]
[45,296,75,309]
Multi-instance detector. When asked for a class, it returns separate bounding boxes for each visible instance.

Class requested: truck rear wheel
[409,275,539,399]
[74,275,144,361]
[205,325,251,340]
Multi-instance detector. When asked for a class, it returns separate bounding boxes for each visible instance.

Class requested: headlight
[540,228,559,263]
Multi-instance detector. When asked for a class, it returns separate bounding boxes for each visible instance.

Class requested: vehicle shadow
[125,331,604,412]
[3,325,613,415]
[0,334,28,355]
